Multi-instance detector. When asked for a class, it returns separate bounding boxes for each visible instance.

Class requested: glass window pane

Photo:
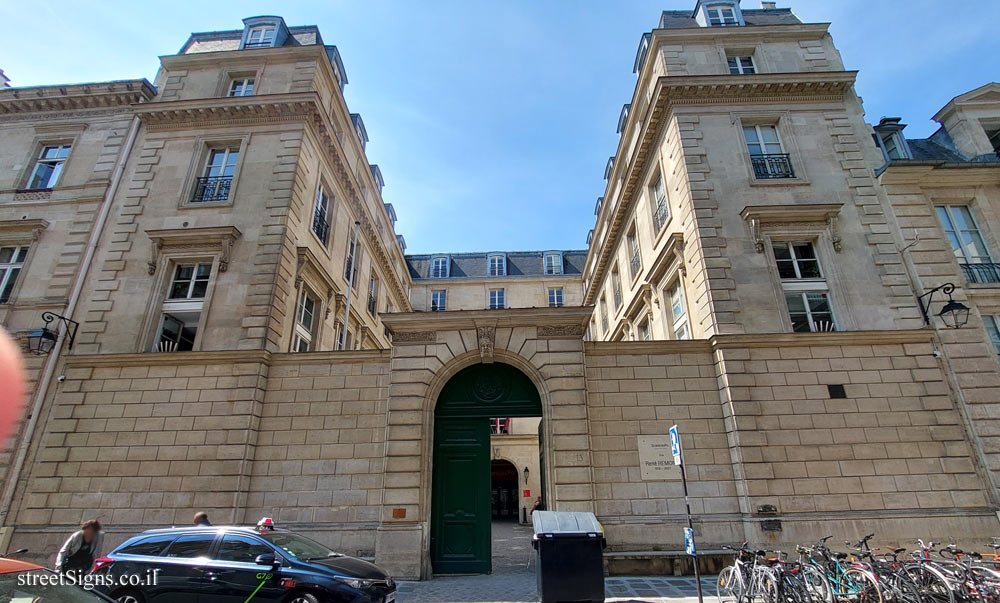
[217,535,272,563]
[950,206,976,232]
[776,261,797,279]
[164,534,214,558]
[760,126,779,143]
[806,293,831,313]
[14,247,28,263]
[771,242,790,260]
[0,268,19,302]
[936,206,954,230]
[29,163,55,188]
[785,293,806,312]
[792,243,815,259]
[797,260,822,279]
[175,265,194,280]
[985,317,1000,355]
[190,280,207,299]
[0,248,13,264]
[742,127,759,143]
[960,231,990,262]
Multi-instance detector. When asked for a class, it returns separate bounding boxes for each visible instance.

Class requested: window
[228,78,254,97]
[628,228,642,279]
[431,290,446,312]
[489,288,505,310]
[245,25,275,48]
[367,276,379,316]
[312,186,330,245]
[986,125,1000,156]
[163,534,214,559]
[488,254,506,277]
[156,263,211,352]
[773,241,835,332]
[548,288,564,308]
[743,124,793,179]
[117,534,177,558]
[345,240,361,285]
[193,147,238,202]
[652,174,669,232]
[707,6,738,25]
[544,253,563,275]
[431,256,449,278]
[880,132,908,160]
[936,206,997,283]
[216,534,273,564]
[612,267,623,309]
[728,55,756,75]
[668,279,690,340]
[638,318,652,341]
[600,297,609,334]
[26,145,71,189]
[984,315,1000,355]
[490,418,511,435]
[0,246,28,303]
[293,289,317,352]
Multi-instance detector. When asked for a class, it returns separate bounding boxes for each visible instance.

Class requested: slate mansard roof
[405,250,587,280]
[658,8,802,29]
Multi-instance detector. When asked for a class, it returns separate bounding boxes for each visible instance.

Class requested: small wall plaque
[392,508,406,519]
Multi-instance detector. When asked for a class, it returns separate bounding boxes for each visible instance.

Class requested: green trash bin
[532,511,606,603]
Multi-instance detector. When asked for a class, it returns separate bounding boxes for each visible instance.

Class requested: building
[1,2,999,582]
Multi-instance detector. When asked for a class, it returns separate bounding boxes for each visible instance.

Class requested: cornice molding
[145,225,242,274]
[0,218,49,243]
[64,350,272,368]
[0,79,155,117]
[585,329,933,355]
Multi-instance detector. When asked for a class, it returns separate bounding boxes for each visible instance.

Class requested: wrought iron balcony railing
[750,153,795,179]
[243,41,273,49]
[961,262,1000,284]
[192,176,232,202]
[312,210,330,245]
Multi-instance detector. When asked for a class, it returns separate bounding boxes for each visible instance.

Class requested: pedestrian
[193,512,212,527]
[55,519,103,576]
[530,497,544,515]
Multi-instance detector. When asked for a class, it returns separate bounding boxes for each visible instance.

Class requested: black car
[92,519,395,603]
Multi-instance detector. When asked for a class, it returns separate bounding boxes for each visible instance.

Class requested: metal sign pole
[671,425,703,603]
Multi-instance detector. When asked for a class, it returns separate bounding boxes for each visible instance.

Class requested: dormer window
[708,6,738,25]
[246,26,275,48]
[430,256,449,278]
[695,1,744,27]
[873,117,912,161]
[351,114,369,151]
[488,254,506,277]
[544,253,563,276]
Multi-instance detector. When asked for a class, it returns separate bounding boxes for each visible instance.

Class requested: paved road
[396,521,716,603]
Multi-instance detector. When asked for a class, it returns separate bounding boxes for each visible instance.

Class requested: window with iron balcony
[312,187,330,245]
[193,148,238,202]
[743,125,794,180]
[936,205,1000,284]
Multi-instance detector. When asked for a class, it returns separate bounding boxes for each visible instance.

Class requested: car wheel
[113,588,146,603]
[286,592,320,603]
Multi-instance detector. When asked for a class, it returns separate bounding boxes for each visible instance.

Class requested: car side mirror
[255,554,279,568]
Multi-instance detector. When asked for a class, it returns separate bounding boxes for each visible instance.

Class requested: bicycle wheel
[799,564,835,603]
[719,566,744,603]
[883,569,923,603]
[905,564,955,603]
[844,568,883,603]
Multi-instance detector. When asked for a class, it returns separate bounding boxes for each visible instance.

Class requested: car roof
[137,526,291,536]
[0,558,45,574]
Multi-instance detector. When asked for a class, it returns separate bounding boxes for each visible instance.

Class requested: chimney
[761,1,777,8]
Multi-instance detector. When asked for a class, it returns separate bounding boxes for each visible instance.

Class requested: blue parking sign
[669,424,682,465]
[684,527,695,556]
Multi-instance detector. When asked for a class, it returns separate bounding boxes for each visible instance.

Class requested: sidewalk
[396,521,716,602]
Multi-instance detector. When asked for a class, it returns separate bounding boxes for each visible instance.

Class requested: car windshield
[0,570,107,602]
[259,532,341,560]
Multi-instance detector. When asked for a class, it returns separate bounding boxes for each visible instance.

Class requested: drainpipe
[0,115,142,536]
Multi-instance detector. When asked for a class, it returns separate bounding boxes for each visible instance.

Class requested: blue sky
[2,1,997,254]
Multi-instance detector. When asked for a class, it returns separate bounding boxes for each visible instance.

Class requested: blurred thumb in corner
[0,327,26,446]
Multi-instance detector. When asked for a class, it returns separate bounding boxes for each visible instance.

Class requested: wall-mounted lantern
[917,283,970,329]
[27,312,78,355]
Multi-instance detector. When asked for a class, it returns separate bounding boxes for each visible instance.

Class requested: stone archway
[429,362,542,575]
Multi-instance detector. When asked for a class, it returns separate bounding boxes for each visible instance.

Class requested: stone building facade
[1,1,999,582]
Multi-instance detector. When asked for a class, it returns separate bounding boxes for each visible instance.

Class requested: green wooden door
[430,363,543,575]
[430,417,491,574]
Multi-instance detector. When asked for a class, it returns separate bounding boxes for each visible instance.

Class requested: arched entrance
[430,362,542,575]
